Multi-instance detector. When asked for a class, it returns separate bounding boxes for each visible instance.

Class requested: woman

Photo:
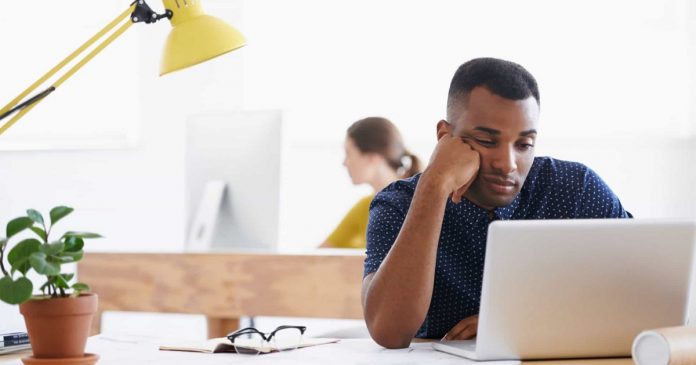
[321,117,421,248]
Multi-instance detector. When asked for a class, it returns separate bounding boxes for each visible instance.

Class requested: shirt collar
[455,191,521,221]
[493,193,520,220]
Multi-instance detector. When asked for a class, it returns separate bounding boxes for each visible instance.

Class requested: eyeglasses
[226,325,307,355]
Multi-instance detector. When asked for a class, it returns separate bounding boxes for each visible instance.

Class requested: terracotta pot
[19,293,98,359]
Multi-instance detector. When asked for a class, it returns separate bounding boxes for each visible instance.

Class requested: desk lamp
[0,0,246,136]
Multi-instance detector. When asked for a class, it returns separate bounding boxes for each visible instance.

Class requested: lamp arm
[0,87,56,122]
[0,3,136,134]
[0,0,171,136]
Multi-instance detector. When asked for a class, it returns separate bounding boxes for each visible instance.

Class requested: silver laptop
[433,219,696,361]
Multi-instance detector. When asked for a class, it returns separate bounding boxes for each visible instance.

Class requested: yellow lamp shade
[160,0,246,76]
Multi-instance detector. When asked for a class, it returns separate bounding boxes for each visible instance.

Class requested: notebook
[0,332,31,354]
[159,337,339,354]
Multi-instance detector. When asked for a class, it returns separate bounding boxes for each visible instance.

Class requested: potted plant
[0,206,101,363]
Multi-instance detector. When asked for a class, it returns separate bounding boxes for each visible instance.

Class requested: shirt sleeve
[577,168,633,218]
[325,196,372,248]
[363,191,409,277]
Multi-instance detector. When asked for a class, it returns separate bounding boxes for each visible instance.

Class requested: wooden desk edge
[79,252,366,338]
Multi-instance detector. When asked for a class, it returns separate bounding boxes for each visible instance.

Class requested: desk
[0,336,633,365]
[77,252,366,337]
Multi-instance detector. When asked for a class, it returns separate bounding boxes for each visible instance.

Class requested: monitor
[185,110,282,251]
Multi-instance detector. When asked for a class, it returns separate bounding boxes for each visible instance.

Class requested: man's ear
[436,120,452,141]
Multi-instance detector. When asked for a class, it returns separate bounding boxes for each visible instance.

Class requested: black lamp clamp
[130,0,173,24]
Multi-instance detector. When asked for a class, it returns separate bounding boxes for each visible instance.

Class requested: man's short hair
[447,58,540,111]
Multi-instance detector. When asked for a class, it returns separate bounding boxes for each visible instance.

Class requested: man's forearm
[363,171,450,347]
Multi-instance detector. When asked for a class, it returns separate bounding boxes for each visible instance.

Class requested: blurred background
[1,0,695,336]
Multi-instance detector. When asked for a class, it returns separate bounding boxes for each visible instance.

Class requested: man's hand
[424,131,480,203]
[442,315,479,340]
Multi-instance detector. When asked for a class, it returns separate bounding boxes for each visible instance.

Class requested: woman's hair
[346,117,422,179]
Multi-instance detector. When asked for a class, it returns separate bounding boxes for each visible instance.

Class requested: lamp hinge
[130,0,173,24]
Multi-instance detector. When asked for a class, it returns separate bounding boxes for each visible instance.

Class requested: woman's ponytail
[399,151,422,179]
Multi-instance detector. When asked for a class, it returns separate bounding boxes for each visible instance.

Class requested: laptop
[432,219,696,361]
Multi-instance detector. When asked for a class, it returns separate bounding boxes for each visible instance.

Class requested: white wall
[2,0,696,328]
[241,0,696,247]
[3,0,693,254]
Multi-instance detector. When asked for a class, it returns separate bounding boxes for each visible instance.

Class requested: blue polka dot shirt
[363,157,632,339]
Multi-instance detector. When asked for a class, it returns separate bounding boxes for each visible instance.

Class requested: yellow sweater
[324,195,374,249]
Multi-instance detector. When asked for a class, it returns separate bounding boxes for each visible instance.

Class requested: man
[361,58,632,349]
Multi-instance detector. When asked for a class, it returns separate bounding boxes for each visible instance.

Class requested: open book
[159,337,339,354]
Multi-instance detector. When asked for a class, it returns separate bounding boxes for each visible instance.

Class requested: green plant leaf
[49,206,73,226]
[40,242,65,256]
[53,274,70,289]
[49,256,75,263]
[71,282,89,294]
[63,231,102,239]
[64,236,84,252]
[26,209,44,226]
[8,239,41,275]
[29,227,47,242]
[60,250,83,262]
[0,238,7,250]
[6,217,33,239]
[0,276,33,305]
[29,252,60,276]
[61,273,75,282]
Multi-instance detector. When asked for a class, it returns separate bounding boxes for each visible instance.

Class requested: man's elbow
[361,275,419,348]
[366,322,414,349]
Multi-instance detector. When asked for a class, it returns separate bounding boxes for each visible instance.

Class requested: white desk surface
[0,335,632,365]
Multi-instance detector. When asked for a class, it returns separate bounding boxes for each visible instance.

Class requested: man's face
[448,86,540,210]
